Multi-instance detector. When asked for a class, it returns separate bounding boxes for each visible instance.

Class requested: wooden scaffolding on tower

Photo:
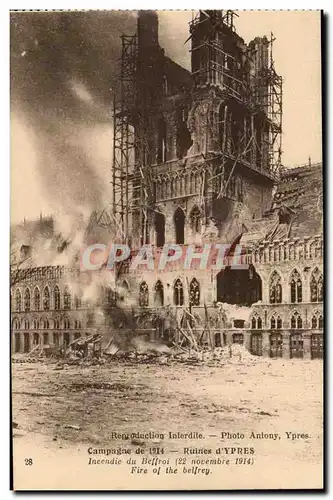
[189,11,283,201]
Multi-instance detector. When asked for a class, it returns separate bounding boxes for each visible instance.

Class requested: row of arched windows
[11,316,83,330]
[138,278,201,307]
[251,312,323,330]
[155,205,202,247]
[12,268,323,312]
[269,268,323,304]
[13,286,82,312]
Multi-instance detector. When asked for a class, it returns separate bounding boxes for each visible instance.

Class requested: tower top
[137,10,159,49]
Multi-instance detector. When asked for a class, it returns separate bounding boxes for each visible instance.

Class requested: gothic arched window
[173,279,184,306]
[290,269,302,303]
[155,212,165,247]
[189,278,200,306]
[174,207,185,245]
[291,312,302,329]
[251,314,262,329]
[63,285,71,310]
[190,206,202,235]
[312,312,323,329]
[270,314,282,329]
[24,288,30,312]
[15,289,22,312]
[43,286,50,311]
[12,318,20,330]
[310,268,323,302]
[54,286,60,310]
[139,282,149,307]
[269,271,282,304]
[154,280,164,306]
[33,287,40,311]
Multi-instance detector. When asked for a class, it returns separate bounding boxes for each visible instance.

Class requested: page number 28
[24,458,33,466]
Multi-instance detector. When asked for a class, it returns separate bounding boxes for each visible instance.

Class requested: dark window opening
[20,244,31,260]
[139,281,149,307]
[176,108,192,159]
[312,316,317,329]
[15,290,22,312]
[34,287,40,311]
[54,286,60,310]
[269,271,282,304]
[290,333,303,359]
[311,334,323,359]
[215,332,222,347]
[173,279,184,306]
[63,286,71,310]
[154,280,164,306]
[24,333,30,353]
[310,269,323,302]
[43,287,50,311]
[24,288,30,312]
[15,333,20,353]
[251,333,263,356]
[155,212,165,247]
[234,320,245,329]
[278,207,291,225]
[270,333,283,358]
[291,313,302,329]
[290,270,302,303]
[232,333,244,344]
[216,265,262,306]
[189,278,200,306]
[174,207,185,244]
[319,315,323,329]
[190,205,201,235]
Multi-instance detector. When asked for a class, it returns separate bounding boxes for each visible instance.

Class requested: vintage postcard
[10,9,323,490]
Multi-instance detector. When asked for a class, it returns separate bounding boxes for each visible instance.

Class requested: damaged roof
[242,162,323,245]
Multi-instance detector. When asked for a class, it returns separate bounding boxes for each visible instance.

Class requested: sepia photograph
[10,9,323,490]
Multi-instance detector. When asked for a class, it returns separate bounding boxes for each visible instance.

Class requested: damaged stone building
[11,10,323,359]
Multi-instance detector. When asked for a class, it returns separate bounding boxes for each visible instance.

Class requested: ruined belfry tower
[112,10,283,249]
[10,11,323,360]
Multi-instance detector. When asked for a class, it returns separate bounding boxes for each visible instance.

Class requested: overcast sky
[11,10,322,224]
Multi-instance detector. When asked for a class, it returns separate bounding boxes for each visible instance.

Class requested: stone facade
[10,11,323,360]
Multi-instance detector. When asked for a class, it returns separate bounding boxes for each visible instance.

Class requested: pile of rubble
[12,305,259,366]
[12,341,258,367]
[109,343,258,365]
